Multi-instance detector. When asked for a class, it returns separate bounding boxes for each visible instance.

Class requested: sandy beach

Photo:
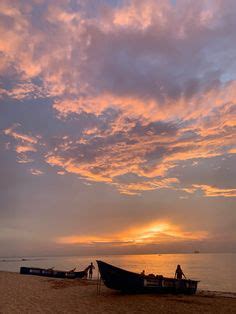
[0,271,236,313]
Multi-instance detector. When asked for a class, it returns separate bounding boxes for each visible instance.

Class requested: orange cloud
[15,145,37,153]
[115,178,179,195]
[4,125,38,144]
[192,185,236,198]
[46,96,236,196]
[2,0,236,199]
[53,81,236,127]
[1,83,48,100]
[46,154,113,183]
[4,124,40,164]
[228,148,236,154]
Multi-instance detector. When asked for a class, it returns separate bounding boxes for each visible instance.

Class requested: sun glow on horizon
[56,221,208,246]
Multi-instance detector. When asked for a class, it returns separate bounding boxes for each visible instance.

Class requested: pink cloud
[1,0,236,197]
[4,124,38,144]
[30,168,44,176]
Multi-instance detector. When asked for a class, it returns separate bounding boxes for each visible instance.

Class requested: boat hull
[97,260,198,294]
[20,267,86,279]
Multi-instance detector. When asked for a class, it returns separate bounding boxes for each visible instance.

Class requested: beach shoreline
[1,271,236,313]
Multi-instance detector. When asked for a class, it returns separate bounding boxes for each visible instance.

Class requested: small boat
[20,267,86,279]
[97,260,199,294]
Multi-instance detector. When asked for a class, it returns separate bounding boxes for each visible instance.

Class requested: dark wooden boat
[20,267,86,279]
[97,260,199,294]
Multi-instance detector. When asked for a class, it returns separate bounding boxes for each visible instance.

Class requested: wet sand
[1,271,236,313]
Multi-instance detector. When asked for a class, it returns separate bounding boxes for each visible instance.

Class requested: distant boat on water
[97,260,199,294]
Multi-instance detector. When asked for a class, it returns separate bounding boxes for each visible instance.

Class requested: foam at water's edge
[198,290,236,298]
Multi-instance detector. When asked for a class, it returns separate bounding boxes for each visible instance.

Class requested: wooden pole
[96,272,102,295]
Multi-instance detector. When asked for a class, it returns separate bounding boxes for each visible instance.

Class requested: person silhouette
[88,262,95,279]
[175,264,186,280]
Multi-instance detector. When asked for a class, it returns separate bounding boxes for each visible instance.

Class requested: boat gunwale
[96,260,200,283]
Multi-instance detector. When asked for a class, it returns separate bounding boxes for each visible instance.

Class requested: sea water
[0,253,235,293]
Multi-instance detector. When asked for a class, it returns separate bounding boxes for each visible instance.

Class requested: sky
[0,0,235,257]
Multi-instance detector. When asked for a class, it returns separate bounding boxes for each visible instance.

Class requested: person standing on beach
[88,262,95,279]
[175,265,186,280]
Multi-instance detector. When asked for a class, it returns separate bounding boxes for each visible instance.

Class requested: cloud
[191,185,236,198]
[0,83,49,100]
[15,145,36,153]
[4,124,38,144]
[29,168,44,176]
[115,178,179,195]
[228,148,236,154]
[43,99,235,196]
[0,0,236,193]
[0,0,236,256]
[3,123,40,164]
[3,100,235,196]
[1,0,236,104]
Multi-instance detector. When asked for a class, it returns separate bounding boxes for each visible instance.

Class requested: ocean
[0,253,235,293]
